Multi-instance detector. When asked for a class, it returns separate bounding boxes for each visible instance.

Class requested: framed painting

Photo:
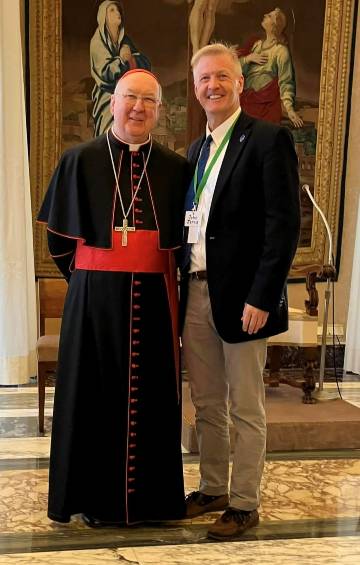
[29,0,358,276]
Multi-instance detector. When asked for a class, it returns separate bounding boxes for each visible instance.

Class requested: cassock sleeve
[37,149,85,280]
[47,231,76,282]
[37,150,85,239]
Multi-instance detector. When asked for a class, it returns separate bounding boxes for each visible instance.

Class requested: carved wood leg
[301,346,317,404]
[267,346,281,387]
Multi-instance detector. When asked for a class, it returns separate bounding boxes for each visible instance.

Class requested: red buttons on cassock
[129,275,142,486]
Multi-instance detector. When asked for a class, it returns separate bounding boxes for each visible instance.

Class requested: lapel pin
[239,134,246,143]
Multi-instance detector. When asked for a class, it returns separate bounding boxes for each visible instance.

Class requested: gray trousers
[182,279,267,510]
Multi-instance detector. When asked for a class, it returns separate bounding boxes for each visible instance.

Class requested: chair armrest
[290,264,323,317]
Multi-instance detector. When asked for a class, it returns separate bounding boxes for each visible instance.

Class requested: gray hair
[191,42,242,78]
[115,70,162,103]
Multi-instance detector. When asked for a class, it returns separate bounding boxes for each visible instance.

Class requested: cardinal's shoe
[207,508,259,540]
[81,514,123,528]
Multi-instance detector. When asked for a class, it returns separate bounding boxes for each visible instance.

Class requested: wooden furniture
[36,278,67,434]
[266,266,323,404]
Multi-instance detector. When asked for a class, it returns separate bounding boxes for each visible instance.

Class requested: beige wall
[288,8,360,333]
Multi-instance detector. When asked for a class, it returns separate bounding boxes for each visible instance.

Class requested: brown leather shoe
[207,508,259,539]
[185,491,229,518]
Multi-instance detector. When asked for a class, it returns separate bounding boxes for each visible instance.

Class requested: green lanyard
[193,120,237,206]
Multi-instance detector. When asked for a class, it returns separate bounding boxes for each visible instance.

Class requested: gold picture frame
[29,0,357,276]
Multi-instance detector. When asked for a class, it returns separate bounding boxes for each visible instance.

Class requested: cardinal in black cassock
[38,70,191,526]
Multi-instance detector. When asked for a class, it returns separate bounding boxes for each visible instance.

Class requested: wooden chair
[266,265,322,404]
[36,278,67,434]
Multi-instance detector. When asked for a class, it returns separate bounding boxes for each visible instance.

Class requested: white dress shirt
[190,108,241,273]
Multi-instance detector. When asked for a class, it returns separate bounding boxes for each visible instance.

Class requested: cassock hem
[48,512,71,523]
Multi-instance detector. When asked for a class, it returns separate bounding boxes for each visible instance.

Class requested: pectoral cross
[115,218,135,246]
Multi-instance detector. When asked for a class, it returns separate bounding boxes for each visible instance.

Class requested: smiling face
[110,72,161,143]
[193,53,243,130]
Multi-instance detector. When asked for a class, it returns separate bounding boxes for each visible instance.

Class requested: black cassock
[38,131,190,524]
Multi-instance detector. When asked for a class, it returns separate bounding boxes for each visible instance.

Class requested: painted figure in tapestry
[188,0,221,53]
[238,7,303,127]
[90,0,151,136]
[188,0,249,54]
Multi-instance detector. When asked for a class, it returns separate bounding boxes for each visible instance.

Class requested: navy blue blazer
[180,112,301,343]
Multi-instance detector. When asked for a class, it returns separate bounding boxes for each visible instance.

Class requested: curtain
[345,195,360,374]
[0,0,37,384]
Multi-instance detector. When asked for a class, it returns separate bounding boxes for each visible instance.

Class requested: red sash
[75,230,180,400]
[75,230,169,273]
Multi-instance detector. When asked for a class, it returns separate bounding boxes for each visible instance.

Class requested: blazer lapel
[184,136,205,212]
[208,112,254,220]
[188,136,205,165]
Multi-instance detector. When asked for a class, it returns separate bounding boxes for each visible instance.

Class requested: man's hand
[241,303,269,335]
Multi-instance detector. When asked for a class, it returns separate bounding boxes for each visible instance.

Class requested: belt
[189,271,207,280]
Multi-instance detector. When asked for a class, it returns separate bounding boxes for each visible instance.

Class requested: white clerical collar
[206,107,241,148]
[111,127,151,152]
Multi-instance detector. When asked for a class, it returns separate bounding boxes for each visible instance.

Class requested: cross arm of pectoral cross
[114,218,136,246]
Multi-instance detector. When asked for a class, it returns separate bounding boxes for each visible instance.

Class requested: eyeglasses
[118,93,160,109]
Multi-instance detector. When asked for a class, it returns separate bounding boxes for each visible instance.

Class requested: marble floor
[0,381,359,564]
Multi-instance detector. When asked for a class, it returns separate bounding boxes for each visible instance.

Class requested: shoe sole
[207,516,259,540]
[186,502,229,519]
[82,515,143,528]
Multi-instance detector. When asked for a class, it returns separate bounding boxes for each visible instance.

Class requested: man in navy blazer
[182,43,300,540]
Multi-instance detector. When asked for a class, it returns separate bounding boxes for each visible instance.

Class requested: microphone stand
[302,185,337,401]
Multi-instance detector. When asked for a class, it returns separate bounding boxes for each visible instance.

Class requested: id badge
[185,210,201,244]
[185,209,201,228]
